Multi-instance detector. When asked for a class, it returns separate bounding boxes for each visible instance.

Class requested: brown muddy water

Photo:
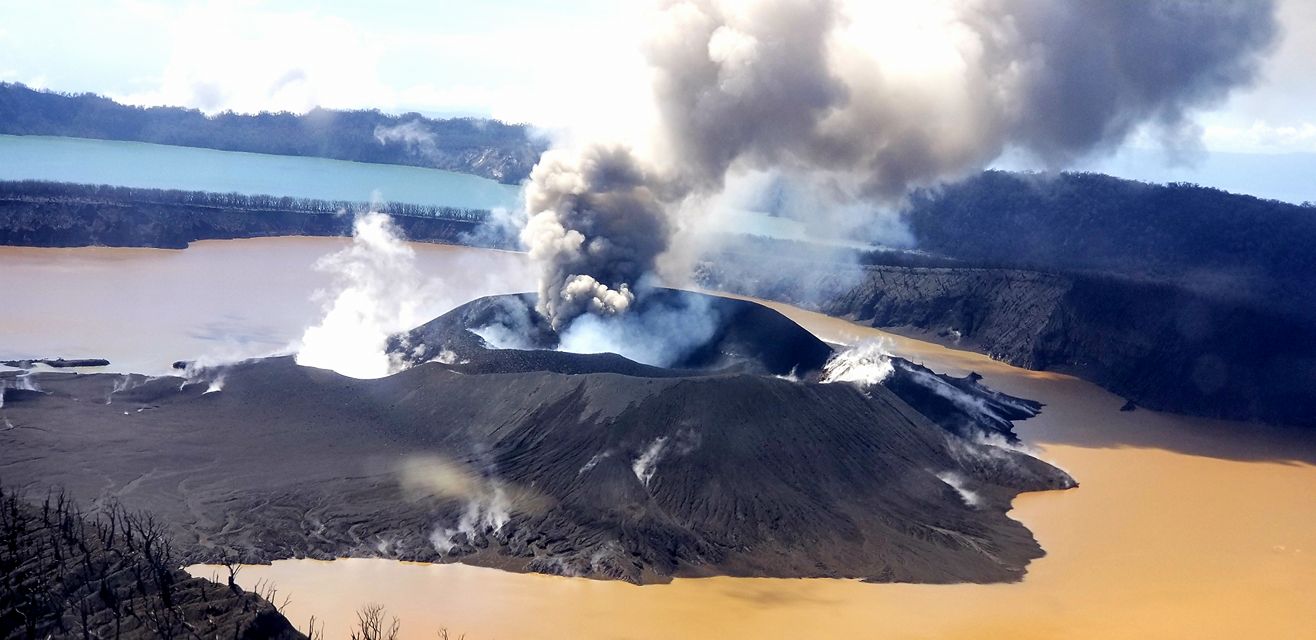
[0,238,534,375]
[2,239,1312,638]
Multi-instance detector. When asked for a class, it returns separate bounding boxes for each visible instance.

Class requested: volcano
[391,289,834,376]
[0,291,1073,584]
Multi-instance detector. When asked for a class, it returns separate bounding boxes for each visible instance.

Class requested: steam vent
[0,291,1073,584]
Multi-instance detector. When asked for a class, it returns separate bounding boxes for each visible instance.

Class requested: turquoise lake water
[0,134,523,210]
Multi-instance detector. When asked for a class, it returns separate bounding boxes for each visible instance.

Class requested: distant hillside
[0,83,543,184]
[901,171,1316,319]
[0,180,513,250]
[701,171,1316,428]
[698,258,1316,428]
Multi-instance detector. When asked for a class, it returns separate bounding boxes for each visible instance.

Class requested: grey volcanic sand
[0,294,1073,584]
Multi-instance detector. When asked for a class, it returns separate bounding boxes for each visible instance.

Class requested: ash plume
[521,146,670,328]
[521,0,1278,328]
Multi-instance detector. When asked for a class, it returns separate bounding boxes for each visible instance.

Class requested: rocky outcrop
[1,357,110,368]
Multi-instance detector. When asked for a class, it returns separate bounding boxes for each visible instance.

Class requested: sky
[1,0,1313,201]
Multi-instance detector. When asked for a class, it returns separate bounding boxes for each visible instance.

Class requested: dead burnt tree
[0,483,307,639]
[349,604,401,640]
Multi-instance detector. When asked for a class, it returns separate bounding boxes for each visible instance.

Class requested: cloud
[374,120,439,158]
[102,1,650,124]
[1202,120,1316,154]
[112,3,392,114]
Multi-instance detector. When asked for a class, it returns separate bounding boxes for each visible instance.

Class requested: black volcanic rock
[0,357,110,368]
[884,360,1042,443]
[0,295,1073,585]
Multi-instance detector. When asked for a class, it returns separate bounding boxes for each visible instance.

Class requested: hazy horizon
[3,1,1313,204]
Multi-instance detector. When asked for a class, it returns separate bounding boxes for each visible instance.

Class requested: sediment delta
[0,291,1071,585]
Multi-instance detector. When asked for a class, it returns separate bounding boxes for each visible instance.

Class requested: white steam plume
[822,339,895,387]
[203,373,226,394]
[555,285,720,367]
[521,0,1278,328]
[397,455,546,556]
[296,212,431,378]
[936,471,982,508]
[0,374,42,408]
[632,436,669,488]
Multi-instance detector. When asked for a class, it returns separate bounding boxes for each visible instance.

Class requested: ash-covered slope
[0,294,1072,585]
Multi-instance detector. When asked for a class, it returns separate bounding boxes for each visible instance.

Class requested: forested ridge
[902,170,1316,318]
[0,180,511,250]
[702,171,1316,427]
[0,83,543,183]
[0,180,490,222]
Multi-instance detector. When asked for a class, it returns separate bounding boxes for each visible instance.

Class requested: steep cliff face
[697,261,1316,428]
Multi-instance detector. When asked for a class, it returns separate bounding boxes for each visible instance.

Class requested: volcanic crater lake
[0,134,523,210]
